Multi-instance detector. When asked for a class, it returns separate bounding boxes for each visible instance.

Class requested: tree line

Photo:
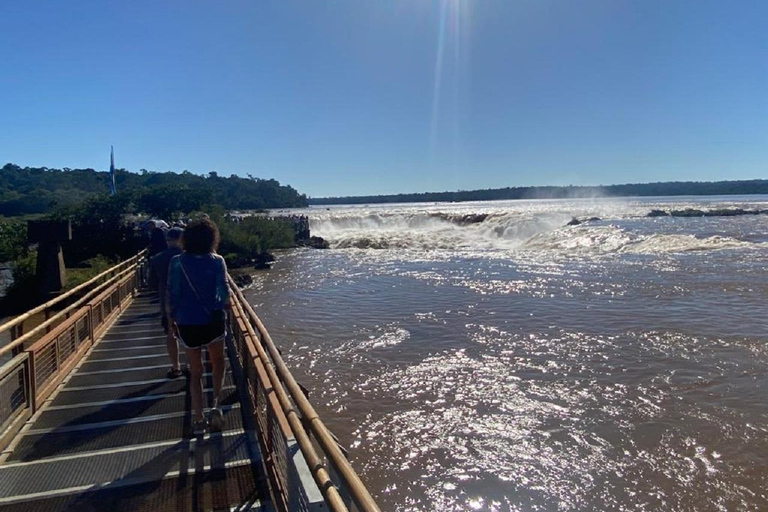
[0,164,307,313]
[0,164,308,217]
[309,180,768,205]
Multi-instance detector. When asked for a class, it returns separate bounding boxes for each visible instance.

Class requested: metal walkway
[0,293,270,511]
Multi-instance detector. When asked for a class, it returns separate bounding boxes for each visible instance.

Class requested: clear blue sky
[1,1,766,197]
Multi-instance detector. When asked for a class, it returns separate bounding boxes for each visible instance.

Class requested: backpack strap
[178,258,212,316]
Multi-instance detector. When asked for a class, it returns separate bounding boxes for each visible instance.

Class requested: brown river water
[246,196,768,511]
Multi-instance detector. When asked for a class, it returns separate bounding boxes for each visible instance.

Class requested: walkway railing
[0,251,146,452]
[227,276,380,512]
[0,247,379,512]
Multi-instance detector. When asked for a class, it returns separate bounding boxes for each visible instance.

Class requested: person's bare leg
[166,316,180,371]
[186,347,204,422]
[208,339,226,407]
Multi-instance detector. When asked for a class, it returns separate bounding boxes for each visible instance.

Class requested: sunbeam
[429,0,449,157]
[429,0,471,165]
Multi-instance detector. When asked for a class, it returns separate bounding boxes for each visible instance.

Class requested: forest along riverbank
[249,195,768,512]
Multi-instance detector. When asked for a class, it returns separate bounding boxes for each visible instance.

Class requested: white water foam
[309,204,766,254]
[311,211,573,250]
[524,225,766,255]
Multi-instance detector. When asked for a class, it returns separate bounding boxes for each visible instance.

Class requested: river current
[246,196,768,511]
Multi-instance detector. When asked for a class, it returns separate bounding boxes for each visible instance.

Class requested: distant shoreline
[308,179,768,206]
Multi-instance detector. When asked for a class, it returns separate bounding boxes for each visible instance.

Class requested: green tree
[49,194,140,264]
[0,221,28,261]
[137,186,213,220]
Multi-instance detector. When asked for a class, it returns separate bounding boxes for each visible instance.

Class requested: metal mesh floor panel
[102,322,163,334]
[34,388,240,431]
[97,335,167,347]
[78,354,172,372]
[102,324,164,334]
[33,395,190,430]
[80,353,216,371]
[66,367,180,387]
[8,411,245,462]
[100,327,165,338]
[0,291,265,511]
[59,368,235,405]
[0,435,252,498]
[110,318,162,329]
[85,348,169,362]
[0,464,266,512]
[117,308,160,316]
[54,379,189,405]
[114,313,162,325]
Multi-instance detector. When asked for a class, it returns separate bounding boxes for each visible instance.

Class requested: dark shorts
[176,323,225,349]
[161,315,169,334]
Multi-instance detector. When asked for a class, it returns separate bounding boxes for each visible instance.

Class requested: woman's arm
[217,255,232,309]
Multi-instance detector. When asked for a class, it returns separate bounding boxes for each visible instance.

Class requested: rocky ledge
[565,217,601,226]
[298,236,330,249]
[231,272,254,288]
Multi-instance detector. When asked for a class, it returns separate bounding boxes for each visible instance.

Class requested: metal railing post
[28,352,37,413]
[87,305,95,345]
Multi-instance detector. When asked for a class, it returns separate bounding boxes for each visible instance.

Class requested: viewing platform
[0,292,262,510]
[0,253,379,512]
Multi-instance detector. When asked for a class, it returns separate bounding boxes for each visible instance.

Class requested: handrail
[228,289,348,511]
[0,250,144,453]
[228,275,381,512]
[0,261,142,358]
[0,250,146,337]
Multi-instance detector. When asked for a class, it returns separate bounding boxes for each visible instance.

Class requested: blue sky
[1,1,766,197]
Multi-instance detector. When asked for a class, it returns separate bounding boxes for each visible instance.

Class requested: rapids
[251,196,768,511]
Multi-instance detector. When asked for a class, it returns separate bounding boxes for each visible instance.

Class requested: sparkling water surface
[247,196,768,511]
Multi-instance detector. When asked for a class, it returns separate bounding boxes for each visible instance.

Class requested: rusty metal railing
[0,251,147,359]
[0,353,31,453]
[0,252,145,452]
[227,275,380,512]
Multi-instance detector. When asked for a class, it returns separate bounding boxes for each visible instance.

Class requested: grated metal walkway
[0,293,271,512]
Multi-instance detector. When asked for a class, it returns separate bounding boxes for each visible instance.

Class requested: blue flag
[109,146,117,196]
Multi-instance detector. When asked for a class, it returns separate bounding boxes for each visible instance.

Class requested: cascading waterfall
[307,202,767,254]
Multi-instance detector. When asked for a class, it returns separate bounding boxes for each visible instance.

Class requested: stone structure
[27,220,71,298]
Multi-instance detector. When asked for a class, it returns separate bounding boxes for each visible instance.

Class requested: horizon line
[308,178,768,200]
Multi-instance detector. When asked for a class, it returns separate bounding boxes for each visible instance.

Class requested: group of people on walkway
[148,218,231,435]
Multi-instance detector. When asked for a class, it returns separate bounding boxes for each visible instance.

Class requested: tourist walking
[147,225,168,258]
[148,227,184,379]
[167,219,230,434]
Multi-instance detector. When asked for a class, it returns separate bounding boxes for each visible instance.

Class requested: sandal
[166,368,184,379]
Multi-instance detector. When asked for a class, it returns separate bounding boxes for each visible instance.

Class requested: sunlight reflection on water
[250,198,768,511]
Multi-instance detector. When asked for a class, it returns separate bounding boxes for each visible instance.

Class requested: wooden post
[11,323,23,356]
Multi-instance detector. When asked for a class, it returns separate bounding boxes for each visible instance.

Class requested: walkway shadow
[17,379,192,461]
[18,367,238,462]
[50,431,262,512]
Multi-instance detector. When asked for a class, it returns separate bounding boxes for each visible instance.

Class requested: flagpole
[109,146,117,196]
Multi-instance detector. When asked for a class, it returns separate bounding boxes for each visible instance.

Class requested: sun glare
[430,0,471,161]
